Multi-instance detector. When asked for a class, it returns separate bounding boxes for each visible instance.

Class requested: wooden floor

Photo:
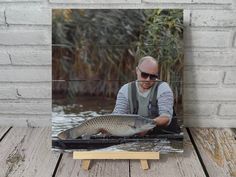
[0,127,235,177]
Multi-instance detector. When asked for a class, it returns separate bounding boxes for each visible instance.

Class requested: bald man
[113,56,174,131]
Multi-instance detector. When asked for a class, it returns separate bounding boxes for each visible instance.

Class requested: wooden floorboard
[1,127,234,177]
[190,128,236,177]
[0,128,60,177]
[129,128,206,177]
[54,152,129,177]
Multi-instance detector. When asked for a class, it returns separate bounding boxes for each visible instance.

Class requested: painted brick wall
[0,0,235,127]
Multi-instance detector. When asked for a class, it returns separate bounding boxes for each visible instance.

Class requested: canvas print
[52,9,184,153]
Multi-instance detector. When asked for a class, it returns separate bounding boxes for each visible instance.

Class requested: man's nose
[145,75,151,81]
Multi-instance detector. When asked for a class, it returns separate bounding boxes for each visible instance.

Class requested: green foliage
[52,9,183,100]
[136,9,183,81]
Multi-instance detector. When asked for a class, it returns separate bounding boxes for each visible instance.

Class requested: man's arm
[154,83,174,127]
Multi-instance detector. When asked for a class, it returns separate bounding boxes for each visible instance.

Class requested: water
[52,106,100,137]
[52,97,183,153]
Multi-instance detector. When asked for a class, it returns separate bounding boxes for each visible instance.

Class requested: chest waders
[129,81,180,134]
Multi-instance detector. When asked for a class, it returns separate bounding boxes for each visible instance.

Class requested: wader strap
[151,81,163,107]
[131,81,138,114]
[149,81,163,117]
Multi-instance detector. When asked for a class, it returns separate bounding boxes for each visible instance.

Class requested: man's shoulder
[156,81,173,94]
[158,81,170,88]
[119,82,130,92]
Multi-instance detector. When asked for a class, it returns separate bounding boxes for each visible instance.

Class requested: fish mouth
[145,120,156,128]
[151,120,156,126]
[148,120,157,129]
[140,122,156,131]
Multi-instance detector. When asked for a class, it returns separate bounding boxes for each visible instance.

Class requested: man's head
[136,56,158,90]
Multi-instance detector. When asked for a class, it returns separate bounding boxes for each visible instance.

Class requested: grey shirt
[112,80,174,124]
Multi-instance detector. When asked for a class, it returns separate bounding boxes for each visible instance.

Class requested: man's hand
[153,115,170,127]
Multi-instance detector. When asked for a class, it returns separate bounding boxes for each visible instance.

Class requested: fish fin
[128,124,136,129]
[81,134,91,140]
[98,128,112,137]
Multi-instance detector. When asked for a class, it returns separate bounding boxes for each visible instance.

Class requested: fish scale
[57,114,156,140]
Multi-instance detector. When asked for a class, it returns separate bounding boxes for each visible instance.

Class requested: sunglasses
[137,67,158,81]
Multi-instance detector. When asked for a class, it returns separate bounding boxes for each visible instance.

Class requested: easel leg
[82,160,91,170]
[74,151,160,170]
[140,160,149,170]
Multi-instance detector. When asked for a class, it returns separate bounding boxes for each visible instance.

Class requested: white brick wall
[49,0,140,3]
[184,87,236,101]
[0,30,50,45]
[193,0,232,4]
[185,30,232,48]
[0,101,51,115]
[219,103,236,116]
[185,49,236,66]
[191,10,236,27]
[0,0,235,127]
[0,51,10,65]
[224,70,236,84]
[0,8,4,25]
[184,70,222,85]
[5,7,51,25]
[9,49,51,65]
[0,67,51,82]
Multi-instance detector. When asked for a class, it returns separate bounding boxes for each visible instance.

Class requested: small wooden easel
[73,151,160,170]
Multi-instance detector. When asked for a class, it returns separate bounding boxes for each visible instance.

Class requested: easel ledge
[73,151,160,170]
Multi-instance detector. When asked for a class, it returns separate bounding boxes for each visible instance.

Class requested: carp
[57,114,156,140]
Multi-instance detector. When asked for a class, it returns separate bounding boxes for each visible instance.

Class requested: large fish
[57,114,156,140]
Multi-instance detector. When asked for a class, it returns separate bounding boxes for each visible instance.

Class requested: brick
[0,0,41,2]
[0,83,51,99]
[0,51,10,65]
[224,71,236,84]
[191,10,236,27]
[0,67,51,82]
[0,8,4,25]
[185,49,236,66]
[143,0,232,4]
[50,0,140,3]
[17,85,51,99]
[10,50,51,65]
[143,0,191,3]
[184,118,236,127]
[0,87,17,99]
[0,101,50,114]
[184,70,221,84]
[184,87,236,101]
[6,7,51,25]
[184,102,216,116]
[185,30,231,48]
[193,0,232,4]
[0,30,50,45]
[219,103,236,116]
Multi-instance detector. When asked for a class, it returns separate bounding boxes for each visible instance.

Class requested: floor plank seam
[128,160,131,177]
[232,128,236,140]
[52,153,63,177]
[0,127,12,142]
[186,128,210,177]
